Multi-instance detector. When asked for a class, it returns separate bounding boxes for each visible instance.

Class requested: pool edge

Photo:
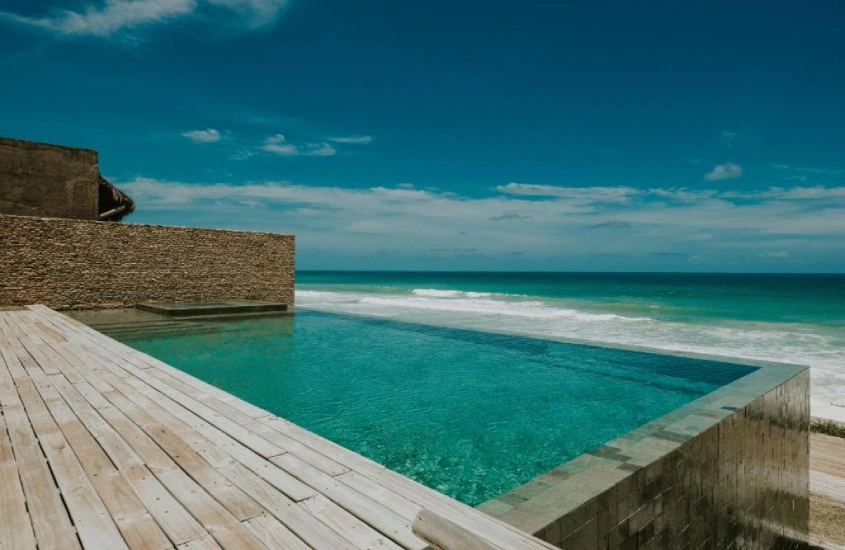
[477,362,810,549]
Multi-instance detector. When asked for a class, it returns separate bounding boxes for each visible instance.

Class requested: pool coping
[475,353,806,535]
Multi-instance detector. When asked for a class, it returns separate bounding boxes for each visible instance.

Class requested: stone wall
[0,214,295,309]
[0,137,100,220]
[479,363,810,550]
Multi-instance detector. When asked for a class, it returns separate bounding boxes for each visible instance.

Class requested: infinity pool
[114,310,756,506]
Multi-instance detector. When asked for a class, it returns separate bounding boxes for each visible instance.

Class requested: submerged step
[136,299,289,318]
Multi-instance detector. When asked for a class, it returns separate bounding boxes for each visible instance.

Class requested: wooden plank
[144,369,349,476]
[811,471,845,506]
[188,462,357,550]
[244,515,312,550]
[176,535,225,550]
[110,384,357,549]
[2,317,60,375]
[79,351,318,505]
[301,494,407,550]
[259,417,557,550]
[363,467,559,550]
[34,322,66,344]
[412,510,499,550]
[47,342,93,385]
[121,369,284,459]
[337,471,424,521]
[14,374,129,550]
[135,368,348,482]
[0,318,35,378]
[46,353,269,550]
[26,368,171,550]
[261,416,388,478]
[16,315,264,550]
[273,453,427,550]
[811,434,845,479]
[0,336,81,550]
[30,309,269,417]
[59,335,370,550]
[106,386,264,522]
[0,405,38,550]
[122,464,208,546]
[43,334,267,524]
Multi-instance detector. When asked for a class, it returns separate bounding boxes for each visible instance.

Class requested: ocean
[296,271,845,414]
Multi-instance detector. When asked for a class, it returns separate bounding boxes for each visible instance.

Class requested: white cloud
[261,134,298,156]
[770,163,845,177]
[229,149,256,161]
[721,130,738,149]
[307,144,338,157]
[496,183,642,203]
[0,0,287,38]
[261,134,336,157]
[205,0,287,28]
[181,128,224,143]
[328,135,374,145]
[704,162,743,181]
[115,178,845,269]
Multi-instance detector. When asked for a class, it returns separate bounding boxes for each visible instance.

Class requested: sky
[1,0,844,272]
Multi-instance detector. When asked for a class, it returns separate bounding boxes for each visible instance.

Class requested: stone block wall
[0,214,295,309]
[0,137,100,219]
[479,364,810,550]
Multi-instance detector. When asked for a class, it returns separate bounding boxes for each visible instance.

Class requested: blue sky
[1,0,844,271]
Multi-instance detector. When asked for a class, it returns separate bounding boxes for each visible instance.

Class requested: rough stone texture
[0,137,100,219]
[0,214,295,309]
[479,364,810,550]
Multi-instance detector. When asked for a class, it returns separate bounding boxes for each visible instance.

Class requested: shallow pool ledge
[477,359,810,550]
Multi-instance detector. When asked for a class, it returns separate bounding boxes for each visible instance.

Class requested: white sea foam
[412,288,493,298]
[412,288,463,298]
[360,295,650,322]
[295,288,845,414]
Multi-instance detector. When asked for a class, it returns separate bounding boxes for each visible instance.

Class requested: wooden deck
[0,305,556,550]
[811,433,845,506]
[810,431,845,549]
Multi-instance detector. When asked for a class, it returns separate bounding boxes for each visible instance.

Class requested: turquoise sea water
[123,311,754,506]
[296,272,845,412]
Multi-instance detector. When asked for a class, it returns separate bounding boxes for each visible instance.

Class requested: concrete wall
[0,214,295,309]
[479,363,810,550]
[0,137,100,220]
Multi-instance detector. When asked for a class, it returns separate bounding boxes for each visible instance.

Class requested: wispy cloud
[760,251,790,259]
[328,135,374,145]
[229,149,256,161]
[770,163,845,177]
[704,162,743,181]
[0,0,288,39]
[721,130,738,150]
[181,128,224,143]
[495,183,641,203]
[261,134,336,157]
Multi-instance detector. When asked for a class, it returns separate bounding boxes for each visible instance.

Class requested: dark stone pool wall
[478,363,809,550]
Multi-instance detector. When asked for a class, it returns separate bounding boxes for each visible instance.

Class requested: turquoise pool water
[119,310,756,506]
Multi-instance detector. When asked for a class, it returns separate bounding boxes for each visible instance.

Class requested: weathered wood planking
[1,306,560,550]
[811,433,845,506]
